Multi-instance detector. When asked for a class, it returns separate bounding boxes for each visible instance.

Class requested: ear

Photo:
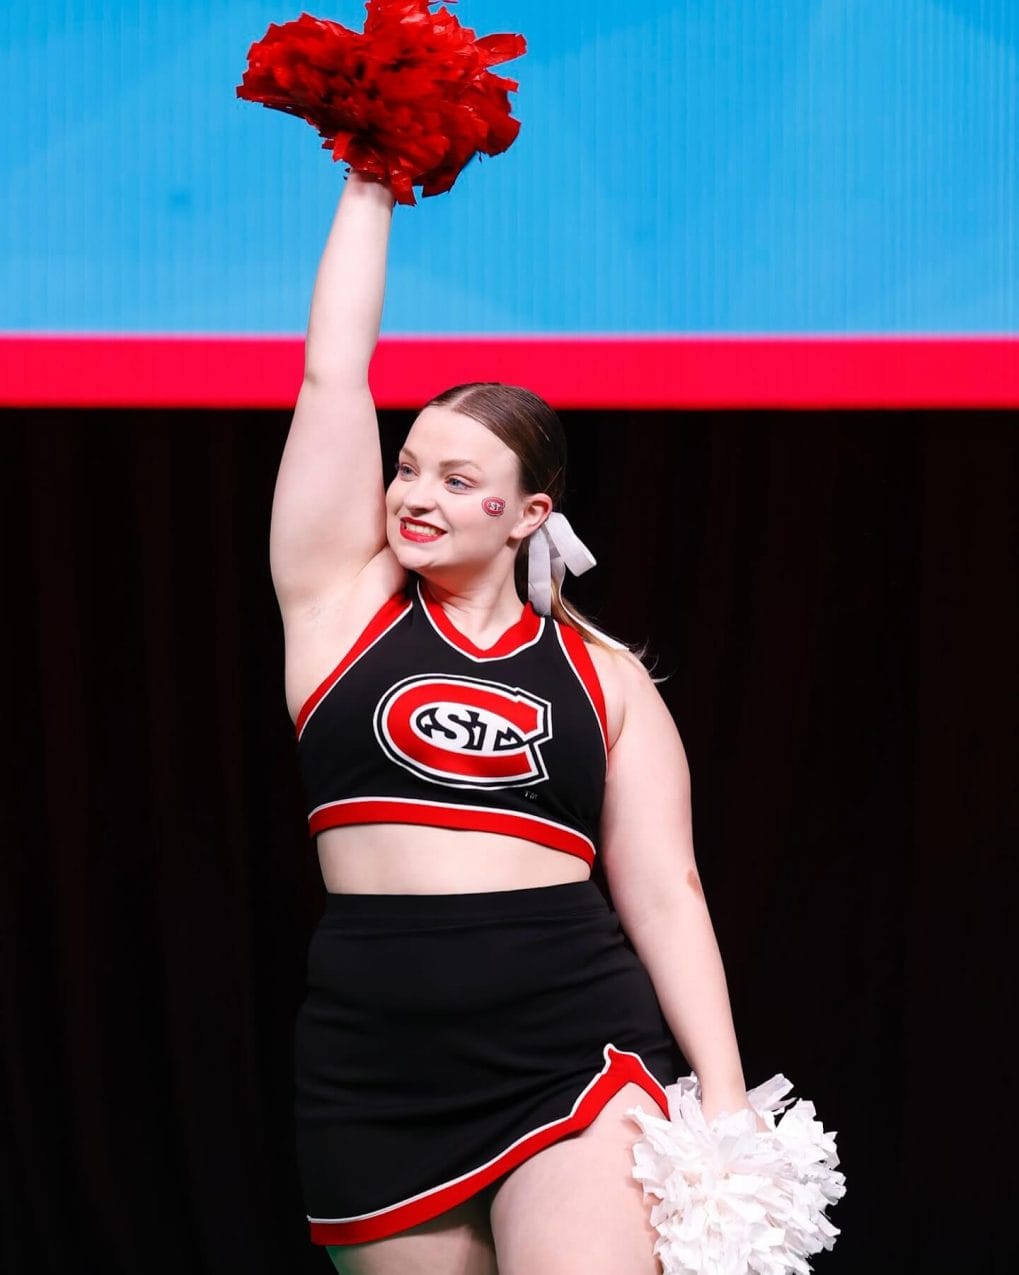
[509,492,553,544]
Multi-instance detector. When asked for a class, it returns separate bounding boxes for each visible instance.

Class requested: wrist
[345,168,396,207]
[698,1080,749,1116]
[700,1093,751,1125]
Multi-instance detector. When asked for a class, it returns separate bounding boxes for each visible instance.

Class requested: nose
[403,494,434,517]
[400,475,439,514]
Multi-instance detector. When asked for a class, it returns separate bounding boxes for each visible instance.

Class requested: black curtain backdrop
[2,408,1013,1275]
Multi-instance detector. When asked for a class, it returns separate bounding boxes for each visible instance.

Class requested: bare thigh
[488,1080,662,1275]
[325,1191,498,1275]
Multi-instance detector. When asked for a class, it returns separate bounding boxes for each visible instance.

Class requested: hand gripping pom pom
[626,1074,847,1275]
[235,1,526,204]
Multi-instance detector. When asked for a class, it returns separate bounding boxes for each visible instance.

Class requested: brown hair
[421,381,654,668]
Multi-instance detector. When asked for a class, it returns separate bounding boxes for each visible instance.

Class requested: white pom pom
[626,1074,846,1275]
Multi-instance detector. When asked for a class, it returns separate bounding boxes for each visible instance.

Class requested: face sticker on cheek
[482,497,507,517]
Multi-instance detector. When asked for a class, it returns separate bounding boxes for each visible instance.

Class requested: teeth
[404,521,442,536]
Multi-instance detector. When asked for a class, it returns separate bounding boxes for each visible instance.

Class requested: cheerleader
[245,7,842,1272]
[270,165,767,1275]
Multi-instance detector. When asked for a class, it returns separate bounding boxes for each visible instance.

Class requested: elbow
[617,872,712,940]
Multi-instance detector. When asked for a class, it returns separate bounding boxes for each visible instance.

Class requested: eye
[446,476,471,490]
[395,461,413,477]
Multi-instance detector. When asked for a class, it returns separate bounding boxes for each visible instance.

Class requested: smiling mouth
[400,519,446,539]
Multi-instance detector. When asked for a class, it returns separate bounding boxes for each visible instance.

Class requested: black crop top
[294,576,610,865]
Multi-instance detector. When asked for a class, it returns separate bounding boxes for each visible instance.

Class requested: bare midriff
[315,822,592,894]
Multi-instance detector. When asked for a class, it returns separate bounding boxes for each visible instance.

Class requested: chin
[392,541,438,573]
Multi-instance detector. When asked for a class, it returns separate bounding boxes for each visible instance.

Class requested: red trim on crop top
[419,579,543,660]
[295,593,412,739]
[307,797,596,865]
[556,622,610,757]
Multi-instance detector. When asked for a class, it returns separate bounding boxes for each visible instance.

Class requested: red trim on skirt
[307,1042,668,1245]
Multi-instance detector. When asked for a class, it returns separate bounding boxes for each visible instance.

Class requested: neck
[419,574,527,642]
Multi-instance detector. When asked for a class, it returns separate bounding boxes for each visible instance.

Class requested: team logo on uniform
[374,674,553,788]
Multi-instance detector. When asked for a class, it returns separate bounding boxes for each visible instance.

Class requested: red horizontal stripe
[308,799,595,866]
[3,335,1018,407]
[308,1044,667,1245]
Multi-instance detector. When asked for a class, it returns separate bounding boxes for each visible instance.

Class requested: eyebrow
[399,447,483,471]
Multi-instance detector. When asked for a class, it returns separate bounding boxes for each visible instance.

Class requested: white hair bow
[526,511,596,616]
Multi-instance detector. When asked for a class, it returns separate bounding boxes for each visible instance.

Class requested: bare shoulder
[585,640,654,751]
[280,546,408,725]
[586,639,690,818]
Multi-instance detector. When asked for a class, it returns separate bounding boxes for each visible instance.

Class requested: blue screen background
[2,0,1015,335]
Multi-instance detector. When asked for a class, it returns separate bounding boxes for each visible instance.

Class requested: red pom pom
[236,2,526,205]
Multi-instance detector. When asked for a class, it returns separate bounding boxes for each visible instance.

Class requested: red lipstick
[400,518,446,543]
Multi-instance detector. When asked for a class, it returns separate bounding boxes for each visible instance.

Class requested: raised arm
[269,172,396,616]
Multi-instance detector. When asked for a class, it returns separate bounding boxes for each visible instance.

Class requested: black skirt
[293,879,684,1246]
